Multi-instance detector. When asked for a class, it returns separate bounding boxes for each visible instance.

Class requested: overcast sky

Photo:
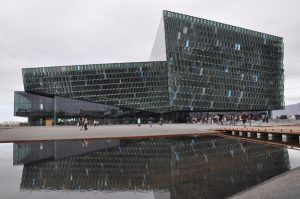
[0,0,299,121]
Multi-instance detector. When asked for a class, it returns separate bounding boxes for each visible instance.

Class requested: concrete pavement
[229,167,300,199]
[0,123,220,143]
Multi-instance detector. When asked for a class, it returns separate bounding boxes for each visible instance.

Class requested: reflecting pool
[1,136,299,199]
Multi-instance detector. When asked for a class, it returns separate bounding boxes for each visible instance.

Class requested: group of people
[192,114,253,126]
[190,113,269,127]
[79,117,164,130]
[78,114,269,130]
[190,115,249,125]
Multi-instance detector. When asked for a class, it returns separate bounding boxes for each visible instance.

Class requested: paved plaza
[1,120,299,143]
[0,123,220,143]
[229,167,300,199]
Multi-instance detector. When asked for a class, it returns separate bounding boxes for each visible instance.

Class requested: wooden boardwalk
[216,125,300,134]
[215,125,300,150]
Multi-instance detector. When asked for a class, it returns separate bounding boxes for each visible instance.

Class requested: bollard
[268,133,273,140]
[257,133,261,139]
[282,134,287,142]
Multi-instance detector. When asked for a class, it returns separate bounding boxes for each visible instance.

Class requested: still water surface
[1,136,300,199]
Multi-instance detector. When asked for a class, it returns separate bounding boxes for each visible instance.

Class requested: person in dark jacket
[80,117,84,130]
[242,114,247,128]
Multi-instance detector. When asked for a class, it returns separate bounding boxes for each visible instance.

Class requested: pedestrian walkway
[0,124,220,143]
[229,167,300,199]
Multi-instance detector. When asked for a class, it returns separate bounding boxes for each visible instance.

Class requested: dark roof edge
[22,61,167,70]
[162,10,283,40]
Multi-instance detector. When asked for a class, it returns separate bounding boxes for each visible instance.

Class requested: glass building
[14,10,284,125]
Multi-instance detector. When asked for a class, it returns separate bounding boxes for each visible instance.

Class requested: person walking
[234,115,238,126]
[223,116,227,125]
[248,114,252,126]
[84,118,88,131]
[159,117,163,126]
[242,114,247,128]
[137,117,141,127]
[80,117,84,130]
[262,115,266,123]
[149,117,153,127]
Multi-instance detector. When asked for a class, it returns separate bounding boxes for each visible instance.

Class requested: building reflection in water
[13,136,290,199]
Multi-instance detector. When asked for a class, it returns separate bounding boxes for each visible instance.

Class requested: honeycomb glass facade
[15,10,284,124]
[22,61,169,113]
[163,11,284,112]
